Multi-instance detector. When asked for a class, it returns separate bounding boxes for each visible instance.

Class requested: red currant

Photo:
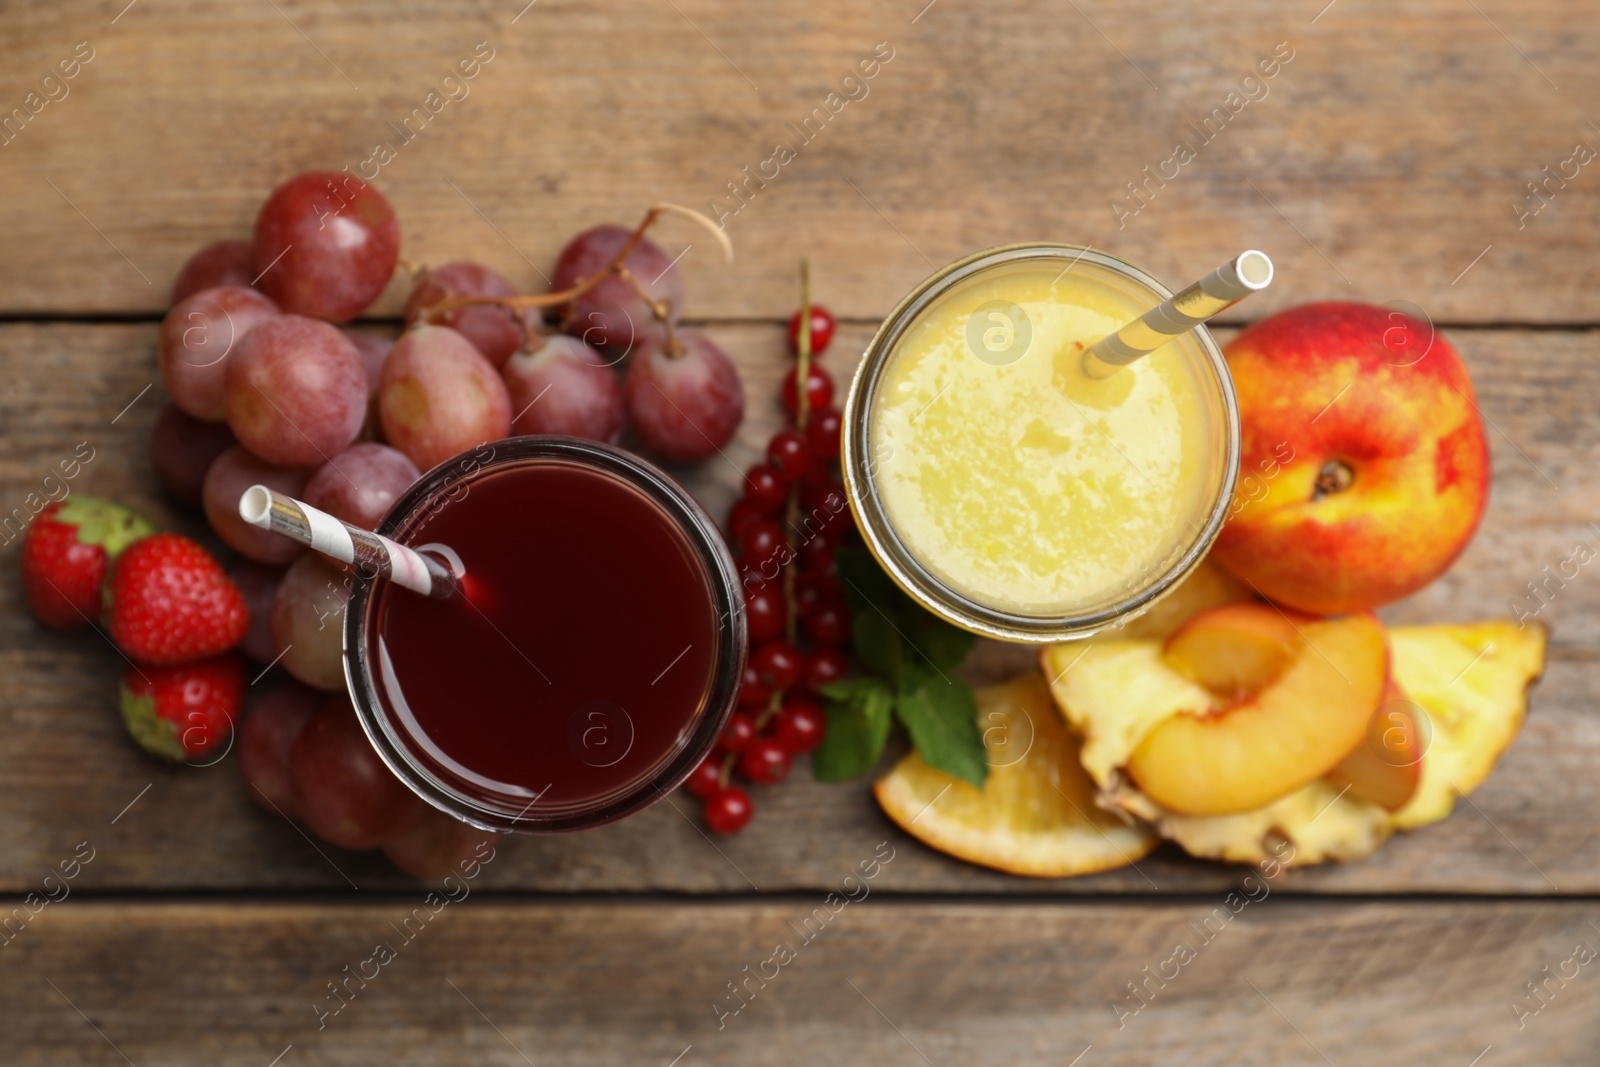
[798,528,838,569]
[799,479,851,533]
[739,518,789,575]
[796,565,842,610]
[766,431,812,483]
[781,365,834,415]
[800,647,849,694]
[715,711,758,754]
[685,757,723,798]
[806,407,843,459]
[737,663,771,708]
[752,640,803,692]
[744,582,786,643]
[726,499,763,540]
[705,786,753,833]
[775,697,827,753]
[802,600,851,648]
[743,465,788,512]
[787,305,836,356]
[738,737,792,784]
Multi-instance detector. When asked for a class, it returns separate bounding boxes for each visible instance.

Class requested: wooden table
[3,1,1597,1063]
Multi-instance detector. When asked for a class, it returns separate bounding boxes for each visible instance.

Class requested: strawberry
[20,498,155,630]
[106,533,249,665]
[118,653,246,762]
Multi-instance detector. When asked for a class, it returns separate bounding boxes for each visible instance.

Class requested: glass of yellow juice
[842,244,1240,642]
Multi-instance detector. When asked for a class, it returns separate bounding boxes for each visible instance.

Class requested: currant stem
[783,257,812,644]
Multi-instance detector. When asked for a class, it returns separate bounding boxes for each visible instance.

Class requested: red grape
[225,315,368,466]
[552,225,684,353]
[271,553,350,692]
[800,648,848,694]
[290,696,422,849]
[150,402,236,508]
[742,465,787,512]
[715,711,758,755]
[253,171,400,323]
[203,446,311,564]
[787,305,837,356]
[704,787,752,833]
[781,365,834,415]
[502,334,624,442]
[766,430,811,482]
[404,261,522,368]
[803,600,851,647]
[238,679,319,817]
[774,697,827,753]
[379,324,512,472]
[230,559,286,664]
[806,407,843,459]
[685,757,723,798]
[382,808,498,879]
[172,240,256,304]
[738,737,791,784]
[752,640,802,691]
[744,582,786,642]
[303,442,420,530]
[341,329,392,395]
[623,331,744,462]
[159,286,280,421]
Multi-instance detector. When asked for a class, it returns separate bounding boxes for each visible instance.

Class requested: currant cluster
[686,284,855,833]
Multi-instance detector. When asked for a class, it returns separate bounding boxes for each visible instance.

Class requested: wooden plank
[2,899,1597,1064]
[0,321,1594,893]
[1,1,1597,320]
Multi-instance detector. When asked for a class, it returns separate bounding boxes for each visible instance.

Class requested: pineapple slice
[874,674,1158,878]
[1043,620,1547,867]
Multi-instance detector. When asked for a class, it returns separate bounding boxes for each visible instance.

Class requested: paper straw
[237,485,457,599]
[1081,250,1274,378]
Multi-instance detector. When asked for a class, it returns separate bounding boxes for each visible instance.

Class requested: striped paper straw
[1081,250,1274,378]
[237,485,458,599]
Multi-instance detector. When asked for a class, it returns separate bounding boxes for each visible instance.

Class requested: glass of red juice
[343,436,746,834]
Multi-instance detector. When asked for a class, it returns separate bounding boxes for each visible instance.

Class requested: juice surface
[370,461,717,809]
[868,261,1217,617]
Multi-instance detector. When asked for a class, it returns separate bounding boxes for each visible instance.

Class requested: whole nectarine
[1212,302,1489,615]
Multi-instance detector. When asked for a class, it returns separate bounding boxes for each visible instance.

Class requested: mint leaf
[814,678,895,781]
[894,672,987,788]
[850,605,904,684]
[834,545,902,612]
[905,611,977,674]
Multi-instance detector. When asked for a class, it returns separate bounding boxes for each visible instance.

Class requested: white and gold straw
[238,485,457,598]
[1081,249,1274,378]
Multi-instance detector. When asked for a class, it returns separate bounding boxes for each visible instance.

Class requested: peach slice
[1162,602,1310,699]
[1127,611,1389,816]
[1325,680,1425,812]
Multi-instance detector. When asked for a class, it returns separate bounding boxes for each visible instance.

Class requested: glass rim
[342,435,746,835]
[840,243,1241,643]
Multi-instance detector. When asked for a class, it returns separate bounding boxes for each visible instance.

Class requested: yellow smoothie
[865,259,1220,619]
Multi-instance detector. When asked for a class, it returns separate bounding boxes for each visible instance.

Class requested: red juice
[366,457,722,814]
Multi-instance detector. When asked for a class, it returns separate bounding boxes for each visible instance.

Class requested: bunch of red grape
[685,285,854,833]
[152,171,745,873]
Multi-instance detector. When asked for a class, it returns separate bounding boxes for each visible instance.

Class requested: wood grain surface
[0,1,1596,321]
[5,899,1598,1065]
[0,321,1593,894]
[3,1,1599,1061]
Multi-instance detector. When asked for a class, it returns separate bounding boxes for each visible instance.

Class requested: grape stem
[415,202,732,320]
